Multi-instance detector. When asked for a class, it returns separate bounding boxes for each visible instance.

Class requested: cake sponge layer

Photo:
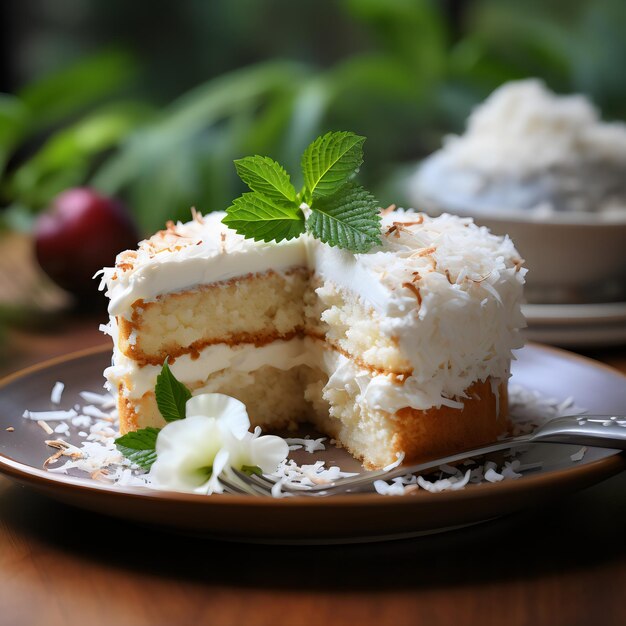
[118,268,309,364]
[118,364,315,433]
[310,377,507,468]
[305,280,412,375]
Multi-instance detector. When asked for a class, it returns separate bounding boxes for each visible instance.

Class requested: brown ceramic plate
[0,344,624,544]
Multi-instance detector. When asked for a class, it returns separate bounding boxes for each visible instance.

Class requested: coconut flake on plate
[37,420,54,435]
[284,436,326,453]
[23,409,78,421]
[81,405,117,420]
[53,422,70,436]
[50,382,65,405]
[20,382,592,498]
[79,390,117,408]
[484,468,505,483]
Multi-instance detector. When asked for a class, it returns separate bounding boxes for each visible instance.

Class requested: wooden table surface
[0,306,625,626]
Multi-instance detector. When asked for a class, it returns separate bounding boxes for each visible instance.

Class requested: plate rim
[523,301,626,325]
[0,342,625,510]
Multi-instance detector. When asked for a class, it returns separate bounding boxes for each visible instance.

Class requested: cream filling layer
[105,338,316,400]
[107,336,502,415]
[319,347,504,415]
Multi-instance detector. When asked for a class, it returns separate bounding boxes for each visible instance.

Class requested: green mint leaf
[115,427,160,470]
[234,156,296,204]
[241,464,263,477]
[155,358,192,422]
[306,183,382,253]
[301,131,365,201]
[222,192,305,243]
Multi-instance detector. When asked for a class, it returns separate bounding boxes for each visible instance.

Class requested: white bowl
[410,170,626,304]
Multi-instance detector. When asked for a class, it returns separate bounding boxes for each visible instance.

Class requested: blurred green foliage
[1,0,625,235]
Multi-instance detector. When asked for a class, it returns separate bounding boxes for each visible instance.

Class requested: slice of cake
[99,209,526,469]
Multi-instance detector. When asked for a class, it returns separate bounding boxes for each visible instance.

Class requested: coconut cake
[98,209,526,469]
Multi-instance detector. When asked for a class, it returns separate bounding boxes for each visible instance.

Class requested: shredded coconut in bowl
[22,380,589,498]
[411,79,626,219]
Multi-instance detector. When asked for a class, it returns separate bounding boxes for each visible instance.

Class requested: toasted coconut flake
[91,469,110,481]
[415,245,437,257]
[44,450,64,467]
[45,439,70,450]
[37,420,54,435]
[395,216,425,227]
[384,224,399,237]
[191,207,204,224]
[402,281,422,306]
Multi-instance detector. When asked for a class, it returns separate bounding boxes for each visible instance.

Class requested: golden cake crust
[392,379,508,466]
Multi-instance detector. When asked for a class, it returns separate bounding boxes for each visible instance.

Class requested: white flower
[148,393,289,494]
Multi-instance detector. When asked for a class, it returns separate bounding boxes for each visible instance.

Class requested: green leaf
[115,427,160,470]
[222,192,305,243]
[235,155,296,204]
[0,95,28,175]
[19,50,136,131]
[301,131,365,201]
[155,358,192,422]
[343,0,446,83]
[306,183,382,253]
[8,102,154,209]
[91,61,306,232]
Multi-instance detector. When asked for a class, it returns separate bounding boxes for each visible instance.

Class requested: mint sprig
[115,427,160,470]
[301,131,365,201]
[155,357,192,422]
[234,156,296,204]
[306,183,381,253]
[222,193,305,243]
[223,131,381,253]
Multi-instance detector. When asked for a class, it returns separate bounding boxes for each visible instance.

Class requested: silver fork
[219,414,626,497]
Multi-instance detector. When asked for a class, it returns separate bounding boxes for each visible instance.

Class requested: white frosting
[98,212,307,317]
[321,349,505,415]
[101,208,526,412]
[412,79,626,217]
[313,211,525,407]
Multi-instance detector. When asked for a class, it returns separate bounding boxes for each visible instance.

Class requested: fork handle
[530,415,626,449]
